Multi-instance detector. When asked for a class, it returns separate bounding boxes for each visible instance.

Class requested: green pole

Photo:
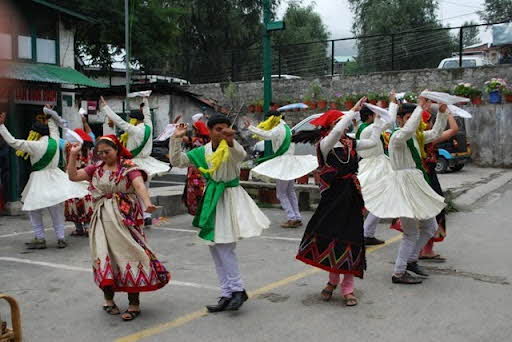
[263,0,272,116]
[263,0,273,157]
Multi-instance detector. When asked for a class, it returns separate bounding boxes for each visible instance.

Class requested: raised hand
[351,96,367,112]
[0,112,6,125]
[69,142,82,155]
[174,123,188,138]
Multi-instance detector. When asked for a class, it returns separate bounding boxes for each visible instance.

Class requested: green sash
[130,124,151,158]
[355,123,370,139]
[32,138,57,171]
[391,129,430,184]
[187,146,240,242]
[256,124,292,164]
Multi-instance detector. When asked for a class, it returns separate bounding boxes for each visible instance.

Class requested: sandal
[103,304,120,315]
[320,282,337,301]
[343,293,358,307]
[122,310,141,321]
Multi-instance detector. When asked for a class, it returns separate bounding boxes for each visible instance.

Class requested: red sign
[4,87,58,105]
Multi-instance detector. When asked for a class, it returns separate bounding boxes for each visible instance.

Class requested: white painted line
[0,257,218,290]
[0,225,74,239]
[153,226,301,242]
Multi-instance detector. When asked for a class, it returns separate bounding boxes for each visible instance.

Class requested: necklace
[331,141,351,165]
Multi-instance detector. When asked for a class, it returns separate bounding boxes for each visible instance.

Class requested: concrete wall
[187,65,512,107]
[465,104,512,168]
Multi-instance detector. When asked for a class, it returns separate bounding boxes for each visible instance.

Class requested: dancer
[294,98,387,306]
[182,119,210,215]
[100,95,170,227]
[170,114,270,312]
[68,135,170,321]
[65,114,96,237]
[245,111,318,228]
[363,97,449,284]
[420,111,459,261]
[0,107,88,249]
[357,94,398,245]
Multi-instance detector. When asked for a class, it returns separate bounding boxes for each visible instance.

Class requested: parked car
[261,74,302,81]
[437,56,492,69]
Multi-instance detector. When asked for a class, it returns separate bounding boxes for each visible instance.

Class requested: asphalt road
[0,175,511,342]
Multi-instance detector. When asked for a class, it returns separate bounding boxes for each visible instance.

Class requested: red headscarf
[422,110,432,123]
[97,135,132,159]
[193,121,210,137]
[310,110,344,128]
[74,128,93,143]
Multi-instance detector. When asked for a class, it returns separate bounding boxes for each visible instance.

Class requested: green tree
[480,0,512,23]
[272,1,330,77]
[458,21,482,48]
[348,0,456,72]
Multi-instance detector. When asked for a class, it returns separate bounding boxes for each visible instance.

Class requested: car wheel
[450,164,464,172]
[435,157,448,173]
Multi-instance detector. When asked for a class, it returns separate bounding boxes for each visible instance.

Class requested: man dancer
[100,95,169,227]
[364,97,449,284]
[170,114,270,312]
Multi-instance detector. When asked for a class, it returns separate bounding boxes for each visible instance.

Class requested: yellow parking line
[115,234,402,342]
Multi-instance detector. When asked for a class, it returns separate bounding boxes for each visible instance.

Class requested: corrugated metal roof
[31,0,96,23]
[0,62,108,88]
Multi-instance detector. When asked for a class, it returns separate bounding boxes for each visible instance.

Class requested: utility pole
[262,0,284,156]
[125,0,130,114]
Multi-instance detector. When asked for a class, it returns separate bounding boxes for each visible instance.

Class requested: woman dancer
[68,135,170,321]
[294,98,387,306]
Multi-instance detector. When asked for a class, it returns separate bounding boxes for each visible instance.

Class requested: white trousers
[363,212,380,238]
[276,179,302,221]
[394,217,437,274]
[28,203,65,240]
[209,243,244,298]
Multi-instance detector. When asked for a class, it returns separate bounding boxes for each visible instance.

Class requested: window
[0,15,11,59]
[36,38,56,64]
[35,16,57,64]
[17,35,32,59]
[443,60,477,69]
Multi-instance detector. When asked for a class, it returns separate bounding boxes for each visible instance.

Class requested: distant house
[0,0,106,212]
[334,56,355,74]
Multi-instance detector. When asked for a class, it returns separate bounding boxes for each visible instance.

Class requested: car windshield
[443,60,477,68]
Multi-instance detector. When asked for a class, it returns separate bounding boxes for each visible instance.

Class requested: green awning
[0,62,108,88]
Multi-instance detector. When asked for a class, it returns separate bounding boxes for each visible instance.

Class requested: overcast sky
[277,0,490,55]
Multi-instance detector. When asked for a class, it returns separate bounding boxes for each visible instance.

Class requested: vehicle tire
[450,164,464,172]
[435,157,448,173]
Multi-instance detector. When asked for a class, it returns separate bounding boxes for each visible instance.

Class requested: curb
[453,171,512,210]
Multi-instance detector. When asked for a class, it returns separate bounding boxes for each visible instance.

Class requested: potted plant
[255,99,264,113]
[503,87,512,103]
[335,93,345,109]
[469,88,483,105]
[343,94,357,110]
[367,92,379,105]
[317,96,328,109]
[484,78,507,104]
[248,103,256,113]
[404,92,418,103]
[303,94,316,109]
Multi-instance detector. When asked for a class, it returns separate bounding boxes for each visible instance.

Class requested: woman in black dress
[294,98,385,306]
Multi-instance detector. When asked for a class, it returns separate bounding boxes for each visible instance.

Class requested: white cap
[192,113,204,123]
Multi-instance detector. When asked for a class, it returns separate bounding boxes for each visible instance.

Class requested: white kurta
[363,105,448,220]
[102,98,169,177]
[169,138,270,244]
[248,120,318,181]
[358,103,397,195]
[0,118,89,211]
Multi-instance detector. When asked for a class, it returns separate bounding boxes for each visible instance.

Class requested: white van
[438,56,492,69]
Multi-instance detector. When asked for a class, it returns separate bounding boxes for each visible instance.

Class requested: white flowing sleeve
[356,117,385,151]
[48,116,60,140]
[320,111,356,158]
[102,103,139,135]
[169,137,192,167]
[141,97,152,128]
[247,125,278,140]
[392,105,423,143]
[0,124,40,154]
[230,140,247,163]
[424,110,449,143]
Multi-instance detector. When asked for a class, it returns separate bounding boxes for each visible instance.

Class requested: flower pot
[296,175,309,184]
[329,102,338,109]
[240,169,250,181]
[506,95,512,103]
[488,91,502,104]
[255,104,263,113]
[271,104,279,111]
[248,104,255,113]
[310,102,317,109]
[344,101,355,110]
[471,96,483,105]
[317,100,327,109]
